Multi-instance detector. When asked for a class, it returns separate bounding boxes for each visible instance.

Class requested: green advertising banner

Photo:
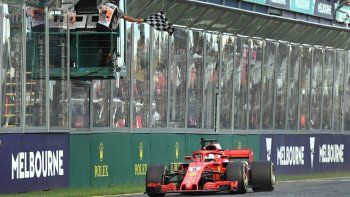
[90,133,116,187]
[110,133,132,184]
[68,133,262,187]
[131,134,150,184]
[246,134,260,161]
[150,134,171,165]
[166,134,186,164]
[185,134,203,156]
[290,0,316,15]
[69,134,91,188]
[232,135,260,161]
[232,135,247,150]
[149,134,186,173]
[217,134,234,150]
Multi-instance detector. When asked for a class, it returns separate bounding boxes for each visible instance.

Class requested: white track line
[279,176,350,183]
[92,193,143,197]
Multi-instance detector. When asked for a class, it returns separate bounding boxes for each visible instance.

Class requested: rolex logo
[175,142,180,159]
[139,142,143,161]
[99,143,104,162]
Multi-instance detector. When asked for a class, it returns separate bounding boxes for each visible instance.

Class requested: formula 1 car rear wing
[223,149,254,163]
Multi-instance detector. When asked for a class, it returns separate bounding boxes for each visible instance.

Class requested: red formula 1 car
[145,138,275,196]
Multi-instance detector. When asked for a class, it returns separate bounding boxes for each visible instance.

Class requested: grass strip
[277,171,350,182]
[0,184,144,197]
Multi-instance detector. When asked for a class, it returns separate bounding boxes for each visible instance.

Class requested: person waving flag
[144,11,175,35]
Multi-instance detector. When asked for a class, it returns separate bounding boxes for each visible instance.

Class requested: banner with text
[241,0,334,19]
[265,0,291,10]
[0,133,69,194]
[314,0,334,19]
[260,134,350,174]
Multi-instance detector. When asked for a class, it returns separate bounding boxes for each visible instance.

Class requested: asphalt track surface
[115,177,350,197]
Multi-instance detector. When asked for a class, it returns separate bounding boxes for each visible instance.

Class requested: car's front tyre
[146,164,166,197]
[250,161,275,192]
[226,161,248,194]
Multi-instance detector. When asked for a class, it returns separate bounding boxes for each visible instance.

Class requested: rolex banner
[260,134,350,174]
[0,133,69,194]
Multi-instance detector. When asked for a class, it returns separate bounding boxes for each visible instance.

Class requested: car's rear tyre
[226,162,248,194]
[146,164,166,197]
[250,161,275,192]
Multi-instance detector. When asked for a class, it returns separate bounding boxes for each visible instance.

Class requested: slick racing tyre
[146,164,166,197]
[250,161,275,192]
[226,161,248,194]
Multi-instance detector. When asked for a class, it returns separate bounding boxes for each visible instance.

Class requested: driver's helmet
[204,154,215,162]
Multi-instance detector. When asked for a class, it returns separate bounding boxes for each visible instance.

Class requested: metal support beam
[185,29,190,129]
[149,28,154,128]
[272,41,278,130]
[342,51,348,133]
[21,3,27,132]
[216,34,222,132]
[285,42,291,130]
[130,24,135,132]
[201,31,207,129]
[320,47,325,131]
[45,6,50,131]
[67,12,71,129]
[297,45,302,133]
[331,49,336,133]
[259,40,265,130]
[231,37,237,133]
[166,31,171,128]
[246,38,251,130]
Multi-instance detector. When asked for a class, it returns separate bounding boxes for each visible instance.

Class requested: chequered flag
[144,11,175,35]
